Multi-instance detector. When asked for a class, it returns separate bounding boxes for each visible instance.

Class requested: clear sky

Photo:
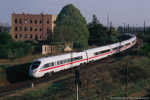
[0,0,150,27]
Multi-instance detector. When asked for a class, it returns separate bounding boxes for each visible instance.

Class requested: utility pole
[71,41,73,69]
[75,67,80,100]
[128,24,130,33]
[144,20,146,34]
[123,23,125,33]
[136,24,138,34]
[125,61,128,97]
[107,12,109,31]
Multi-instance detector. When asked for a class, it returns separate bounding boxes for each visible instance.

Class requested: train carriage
[29,52,87,78]
[85,45,111,62]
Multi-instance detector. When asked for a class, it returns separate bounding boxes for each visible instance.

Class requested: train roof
[33,51,85,62]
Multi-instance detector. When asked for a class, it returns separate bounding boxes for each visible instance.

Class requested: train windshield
[31,61,41,69]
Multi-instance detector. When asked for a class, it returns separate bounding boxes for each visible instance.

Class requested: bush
[0,32,34,59]
[138,42,150,57]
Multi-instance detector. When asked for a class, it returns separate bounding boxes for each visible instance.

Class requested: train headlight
[33,69,37,73]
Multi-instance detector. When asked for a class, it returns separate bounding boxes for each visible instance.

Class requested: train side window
[94,52,100,56]
[68,59,71,62]
[49,62,54,67]
[57,61,62,65]
[118,46,124,49]
[74,57,78,61]
[76,56,82,60]
[42,62,54,69]
[79,56,82,59]
[132,40,135,43]
[62,60,65,64]
[113,47,118,50]
[58,59,68,64]
[100,49,110,54]
[71,58,75,61]
[63,59,68,63]
[44,64,49,68]
[72,56,82,61]
[125,43,130,46]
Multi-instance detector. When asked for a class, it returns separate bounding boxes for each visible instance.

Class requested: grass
[2,77,75,100]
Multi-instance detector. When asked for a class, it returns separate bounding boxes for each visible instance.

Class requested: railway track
[0,68,72,97]
[0,41,138,97]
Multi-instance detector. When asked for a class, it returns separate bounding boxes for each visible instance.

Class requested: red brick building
[11,12,57,41]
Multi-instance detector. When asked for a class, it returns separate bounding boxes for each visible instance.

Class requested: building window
[35,27,37,31]
[47,27,50,31]
[40,34,42,39]
[19,34,22,38]
[15,26,17,31]
[30,19,32,24]
[47,20,49,24]
[24,27,27,31]
[15,19,17,23]
[15,34,18,39]
[35,35,38,40]
[24,19,27,24]
[39,19,42,24]
[24,34,27,39]
[19,19,22,24]
[35,19,37,24]
[39,27,42,31]
[30,27,32,31]
[30,34,32,39]
[19,27,22,31]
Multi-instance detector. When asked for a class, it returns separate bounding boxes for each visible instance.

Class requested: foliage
[0,32,34,59]
[53,25,75,42]
[137,33,150,43]
[107,26,119,43]
[0,32,13,44]
[117,26,124,34]
[54,4,89,48]
[138,42,150,57]
[88,14,119,46]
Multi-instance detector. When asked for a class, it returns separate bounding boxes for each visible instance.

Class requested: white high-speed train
[29,34,136,78]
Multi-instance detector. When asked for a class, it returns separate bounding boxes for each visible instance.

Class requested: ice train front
[29,61,41,78]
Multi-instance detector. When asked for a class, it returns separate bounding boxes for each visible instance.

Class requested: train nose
[29,69,37,77]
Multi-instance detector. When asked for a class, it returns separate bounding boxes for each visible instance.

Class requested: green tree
[54,4,89,48]
[88,15,108,46]
[117,26,124,34]
[0,32,13,45]
[107,25,119,43]
[53,25,75,42]
[88,15,119,46]
[138,42,150,57]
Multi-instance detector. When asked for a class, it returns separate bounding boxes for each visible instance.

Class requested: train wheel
[80,63,84,67]
[44,73,50,77]
[90,60,94,63]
